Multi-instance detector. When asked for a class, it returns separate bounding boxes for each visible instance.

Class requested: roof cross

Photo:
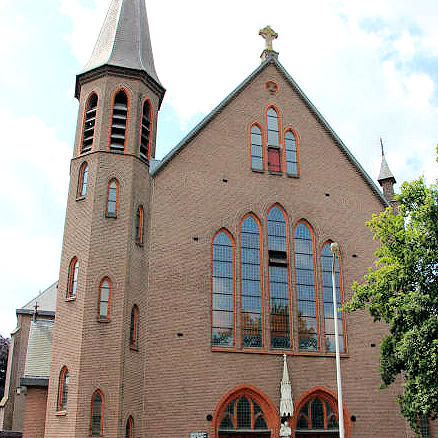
[259,25,278,52]
[33,302,39,322]
[380,138,385,156]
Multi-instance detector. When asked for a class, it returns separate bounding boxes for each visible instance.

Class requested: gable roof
[151,56,388,207]
[20,282,57,314]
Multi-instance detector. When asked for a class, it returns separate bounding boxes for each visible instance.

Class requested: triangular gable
[151,57,388,207]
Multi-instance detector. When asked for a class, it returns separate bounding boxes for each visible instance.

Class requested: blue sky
[1,0,437,337]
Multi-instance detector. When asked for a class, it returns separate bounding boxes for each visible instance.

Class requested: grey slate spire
[377,139,397,204]
[81,0,161,85]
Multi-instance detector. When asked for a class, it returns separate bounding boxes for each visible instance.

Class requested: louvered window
[140,100,151,161]
[82,93,98,153]
[110,91,128,152]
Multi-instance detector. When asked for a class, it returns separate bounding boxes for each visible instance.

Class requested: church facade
[2,0,435,437]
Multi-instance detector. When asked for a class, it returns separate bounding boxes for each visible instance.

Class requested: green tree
[0,335,9,399]
[345,173,438,435]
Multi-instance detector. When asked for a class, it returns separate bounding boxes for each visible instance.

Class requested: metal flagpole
[330,242,345,438]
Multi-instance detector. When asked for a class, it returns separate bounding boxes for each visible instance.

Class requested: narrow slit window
[110,91,128,152]
[90,390,104,436]
[212,231,234,347]
[241,215,263,348]
[135,205,144,243]
[285,130,298,176]
[106,179,119,216]
[130,305,138,348]
[125,417,134,438]
[321,243,345,352]
[250,125,263,171]
[140,100,151,161]
[77,162,89,197]
[82,93,98,153]
[67,257,79,298]
[268,206,290,349]
[98,278,111,319]
[294,222,318,351]
[57,366,69,411]
[267,107,280,145]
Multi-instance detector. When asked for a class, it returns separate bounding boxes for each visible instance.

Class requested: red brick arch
[212,384,280,438]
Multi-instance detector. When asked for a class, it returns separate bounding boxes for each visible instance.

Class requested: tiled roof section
[23,320,53,378]
[378,155,396,183]
[150,57,389,207]
[81,0,161,85]
[21,282,57,313]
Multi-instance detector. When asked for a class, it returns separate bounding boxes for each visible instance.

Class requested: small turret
[377,138,397,205]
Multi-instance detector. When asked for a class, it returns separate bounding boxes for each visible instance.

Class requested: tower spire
[377,139,397,204]
[76,0,164,98]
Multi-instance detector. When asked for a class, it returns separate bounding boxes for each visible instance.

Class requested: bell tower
[45,1,164,436]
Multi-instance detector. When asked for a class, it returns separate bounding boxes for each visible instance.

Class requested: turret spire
[82,0,161,85]
[377,138,397,204]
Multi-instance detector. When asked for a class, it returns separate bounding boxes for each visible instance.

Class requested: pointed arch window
[125,416,134,438]
[130,305,139,349]
[98,278,111,319]
[106,179,119,216]
[294,222,318,351]
[110,90,128,152]
[90,390,104,436]
[267,108,281,171]
[82,93,98,153]
[296,397,339,431]
[57,366,69,411]
[77,162,89,198]
[67,257,79,298]
[241,215,263,348]
[212,230,234,347]
[321,243,345,353]
[285,130,299,176]
[140,100,152,161]
[250,124,263,171]
[267,206,291,349]
[218,395,269,432]
[135,205,144,243]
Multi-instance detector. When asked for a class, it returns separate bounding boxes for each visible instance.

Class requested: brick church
[1,0,434,437]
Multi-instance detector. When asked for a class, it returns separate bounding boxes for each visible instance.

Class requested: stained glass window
[267,107,279,145]
[285,130,298,176]
[294,222,318,351]
[321,243,345,353]
[212,231,234,347]
[218,395,269,431]
[296,397,338,431]
[268,206,290,349]
[241,216,262,348]
[250,125,263,171]
[90,390,104,436]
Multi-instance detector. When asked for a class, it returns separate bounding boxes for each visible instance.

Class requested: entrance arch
[290,387,352,438]
[213,385,280,438]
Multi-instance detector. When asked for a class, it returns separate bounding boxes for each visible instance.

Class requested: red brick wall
[22,388,47,438]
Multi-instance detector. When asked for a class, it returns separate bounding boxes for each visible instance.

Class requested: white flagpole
[330,242,345,438]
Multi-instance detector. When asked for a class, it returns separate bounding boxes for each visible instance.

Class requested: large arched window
[212,230,234,347]
[250,124,263,171]
[125,416,134,438]
[57,366,69,411]
[106,179,119,216]
[77,162,89,198]
[130,305,139,349]
[241,215,263,348]
[321,243,345,353]
[82,93,98,153]
[296,396,338,431]
[135,205,144,243]
[267,206,291,349]
[90,390,104,436]
[284,129,299,176]
[110,90,128,152]
[98,278,111,320]
[294,222,318,351]
[67,257,79,298]
[140,100,152,161]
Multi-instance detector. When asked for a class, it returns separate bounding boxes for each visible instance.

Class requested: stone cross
[259,25,278,52]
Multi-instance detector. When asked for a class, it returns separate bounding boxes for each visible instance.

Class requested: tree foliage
[345,175,438,434]
[0,335,9,399]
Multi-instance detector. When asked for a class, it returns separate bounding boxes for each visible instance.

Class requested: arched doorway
[290,387,352,438]
[213,385,280,438]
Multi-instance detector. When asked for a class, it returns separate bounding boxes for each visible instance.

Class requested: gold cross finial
[259,25,278,52]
